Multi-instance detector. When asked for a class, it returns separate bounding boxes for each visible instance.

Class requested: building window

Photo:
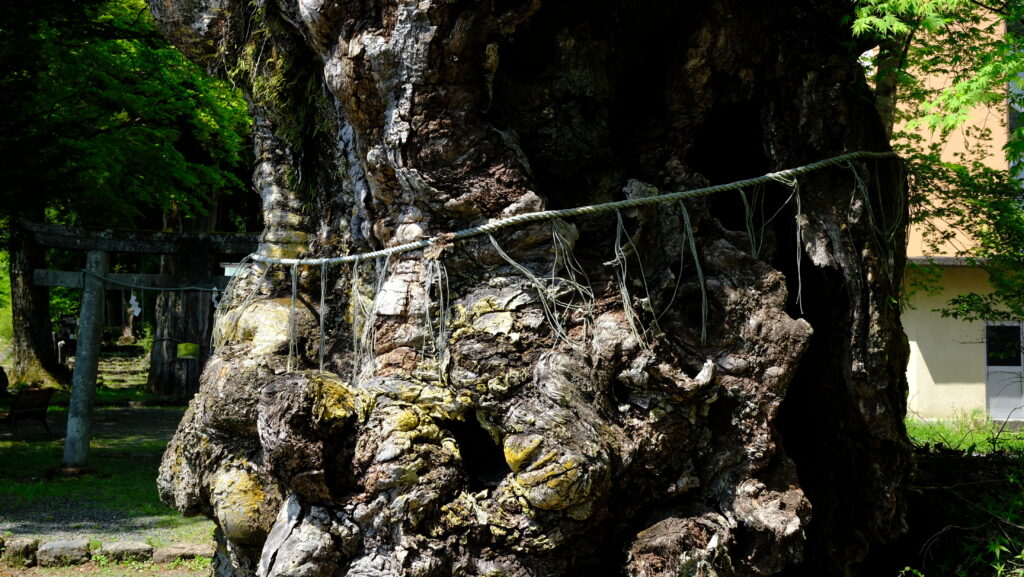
[986,321,1024,419]
[987,323,1023,367]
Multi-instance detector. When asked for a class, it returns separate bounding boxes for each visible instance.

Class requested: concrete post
[62,250,108,468]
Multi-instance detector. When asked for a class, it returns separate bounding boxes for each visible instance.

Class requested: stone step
[0,535,215,568]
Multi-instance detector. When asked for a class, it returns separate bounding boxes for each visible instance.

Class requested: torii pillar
[62,250,108,469]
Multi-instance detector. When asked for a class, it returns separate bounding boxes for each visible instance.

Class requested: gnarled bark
[151,1,911,575]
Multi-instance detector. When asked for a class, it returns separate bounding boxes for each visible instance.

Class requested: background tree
[852,4,1024,574]
[855,0,1024,320]
[0,0,252,386]
[151,0,911,575]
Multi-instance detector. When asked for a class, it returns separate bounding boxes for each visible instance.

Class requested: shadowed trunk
[874,35,913,139]
[149,207,220,399]
[8,221,70,387]
[150,1,911,575]
[148,279,214,399]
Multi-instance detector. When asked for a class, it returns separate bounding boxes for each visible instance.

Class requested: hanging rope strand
[288,264,298,373]
[79,269,221,292]
[350,260,362,384]
[612,211,649,349]
[794,184,805,315]
[678,203,709,343]
[319,261,328,373]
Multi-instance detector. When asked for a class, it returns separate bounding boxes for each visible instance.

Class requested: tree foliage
[0,0,252,387]
[905,147,1024,319]
[855,0,1024,320]
[0,0,251,229]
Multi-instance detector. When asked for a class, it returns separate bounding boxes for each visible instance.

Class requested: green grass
[0,407,214,546]
[3,385,183,416]
[0,560,209,576]
[2,434,163,509]
[906,409,1024,454]
[902,411,1024,576]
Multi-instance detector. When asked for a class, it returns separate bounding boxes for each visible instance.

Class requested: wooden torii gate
[24,221,257,467]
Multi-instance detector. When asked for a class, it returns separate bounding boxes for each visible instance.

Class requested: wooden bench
[1,388,56,433]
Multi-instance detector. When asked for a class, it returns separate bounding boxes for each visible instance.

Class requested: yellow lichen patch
[512,452,594,512]
[379,403,444,447]
[211,466,267,545]
[394,407,421,432]
[449,297,507,341]
[442,437,461,460]
[486,369,530,395]
[503,434,543,473]
[470,296,501,316]
[489,524,508,539]
[546,462,581,490]
[368,376,467,423]
[515,457,565,488]
[440,489,498,534]
[531,450,559,470]
[439,492,477,531]
[396,464,421,486]
[312,375,361,424]
[409,416,444,445]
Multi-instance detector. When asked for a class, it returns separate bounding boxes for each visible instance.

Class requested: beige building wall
[899,27,1010,418]
[905,103,1008,259]
[904,265,990,418]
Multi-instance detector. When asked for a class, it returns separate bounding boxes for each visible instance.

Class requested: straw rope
[249,150,898,267]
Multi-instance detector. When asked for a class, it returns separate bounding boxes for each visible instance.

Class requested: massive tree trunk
[150,1,911,575]
[7,221,70,387]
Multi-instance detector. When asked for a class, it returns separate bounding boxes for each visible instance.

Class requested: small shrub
[903,413,1024,576]
[121,558,153,571]
[4,554,28,568]
[170,556,212,571]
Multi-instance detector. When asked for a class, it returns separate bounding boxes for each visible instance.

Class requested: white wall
[903,265,989,418]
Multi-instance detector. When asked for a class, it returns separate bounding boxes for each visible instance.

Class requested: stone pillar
[63,250,108,468]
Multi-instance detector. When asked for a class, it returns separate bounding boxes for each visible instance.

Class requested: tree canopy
[0,0,251,229]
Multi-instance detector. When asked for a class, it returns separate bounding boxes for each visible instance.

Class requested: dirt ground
[4,404,184,443]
